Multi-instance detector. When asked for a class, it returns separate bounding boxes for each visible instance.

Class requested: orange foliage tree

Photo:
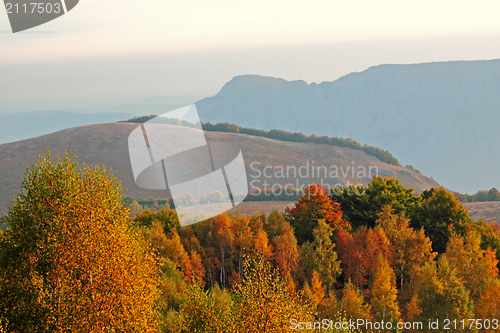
[231,214,254,281]
[273,221,300,279]
[369,255,401,324]
[375,206,436,297]
[0,152,160,332]
[340,279,371,321]
[476,278,500,323]
[445,228,499,300]
[302,270,326,310]
[232,257,314,332]
[285,184,349,245]
[415,256,473,328]
[214,213,235,288]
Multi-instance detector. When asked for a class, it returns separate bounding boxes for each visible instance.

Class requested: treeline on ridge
[455,187,500,203]
[124,116,400,166]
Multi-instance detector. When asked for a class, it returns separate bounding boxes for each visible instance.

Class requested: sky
[2,0,500,114]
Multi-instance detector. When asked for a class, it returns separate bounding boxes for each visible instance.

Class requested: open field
[230,201,294,215]
[464,201,500,223]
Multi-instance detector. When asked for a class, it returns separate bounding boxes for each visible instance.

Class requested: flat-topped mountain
[196,59,500,193]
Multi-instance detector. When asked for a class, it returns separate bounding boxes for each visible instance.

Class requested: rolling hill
[195,59,500,193]
[0,122,438,214]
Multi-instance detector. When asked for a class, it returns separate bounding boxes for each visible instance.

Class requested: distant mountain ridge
[195,59,500,193]
[0,110,135,144]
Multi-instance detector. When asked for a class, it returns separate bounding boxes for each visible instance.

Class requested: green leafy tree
[411,187,473,253]
[265,210,288,241]
[155,257,187,329]
[133,208,180,233]
[332,176,420,229]
[300,219,342,291]
[487,188,500,201]
[475,190,489,202]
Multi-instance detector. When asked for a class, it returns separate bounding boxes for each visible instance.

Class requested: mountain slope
[195,59,500,193]
[0,123,437,214]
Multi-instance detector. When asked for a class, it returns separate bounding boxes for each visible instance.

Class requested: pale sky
[2,0,500,113]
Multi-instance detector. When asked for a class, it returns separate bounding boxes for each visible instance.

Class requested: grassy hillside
[125,116,401,165]
[0,122,438,214]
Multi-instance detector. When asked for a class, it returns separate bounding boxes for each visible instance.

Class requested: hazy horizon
[3,1,500,114]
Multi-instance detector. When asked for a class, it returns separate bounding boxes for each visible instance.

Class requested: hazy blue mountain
[0,110,134,144]
[196,59,500,193]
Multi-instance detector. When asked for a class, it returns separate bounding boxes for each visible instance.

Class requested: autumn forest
[1,153,500,332]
